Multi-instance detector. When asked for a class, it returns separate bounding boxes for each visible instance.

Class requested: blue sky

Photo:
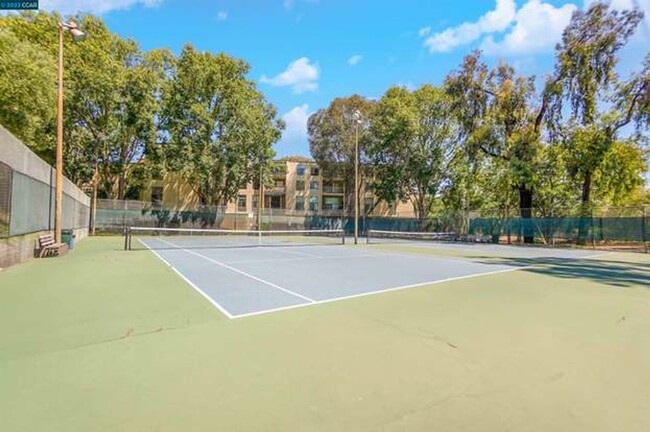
[39,0,649,157]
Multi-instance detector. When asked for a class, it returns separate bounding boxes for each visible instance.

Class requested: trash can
[61,229,75,250]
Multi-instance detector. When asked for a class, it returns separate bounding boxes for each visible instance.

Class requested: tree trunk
[581,171,592,204]
[118,171,126,200]
[519,185,534,244]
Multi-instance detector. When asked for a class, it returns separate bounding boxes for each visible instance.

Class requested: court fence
[95,199,648,252]
[0,125,91,268]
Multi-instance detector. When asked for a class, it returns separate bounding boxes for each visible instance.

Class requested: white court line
[154,237,316,304]
[140,237,613,320]
[225,252,394,265]
[138,239,235,319]
[231,266,534,319]
[231,251,614,319]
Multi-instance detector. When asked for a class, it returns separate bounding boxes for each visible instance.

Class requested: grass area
[1,237,649,431]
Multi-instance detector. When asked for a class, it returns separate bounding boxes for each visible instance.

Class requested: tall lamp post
[352,110,363,245]
[55,21,85,243]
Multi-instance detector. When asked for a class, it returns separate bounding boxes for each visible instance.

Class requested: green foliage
[0,12,282,204]
[547,1,646,209]
[308,94,374,208]
[593,139,647,206]
[367,85,457,219]
[308,95,374,169]
[445,52,542,229]
[533,144,578,216]
[159,45,283,206]
[0,27,56,160]
[550,2,644,125]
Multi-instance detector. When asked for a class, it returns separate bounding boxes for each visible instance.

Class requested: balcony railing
[323,185,344,194]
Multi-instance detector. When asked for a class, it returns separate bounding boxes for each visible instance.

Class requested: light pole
[352,110,362,244]
[55,21,85,243]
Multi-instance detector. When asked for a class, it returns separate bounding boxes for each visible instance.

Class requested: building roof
[276,155,315,163]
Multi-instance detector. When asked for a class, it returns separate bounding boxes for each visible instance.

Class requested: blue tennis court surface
[137,237,602,319]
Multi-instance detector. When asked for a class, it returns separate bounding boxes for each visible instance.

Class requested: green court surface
[1,237,649,431]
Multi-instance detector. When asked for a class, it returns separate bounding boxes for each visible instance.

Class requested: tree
[0,26,56,161]
[592,139,647,206]
[445,53,544,242]
[159,45,283,209]
[0,12,167,199]
[532,144,577,217]
[547,2,646,208]
[308,95,374,212]
[367,85,457,220]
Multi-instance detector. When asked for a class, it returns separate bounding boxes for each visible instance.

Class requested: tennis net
[366,229,458,245]
[125,227,345,250]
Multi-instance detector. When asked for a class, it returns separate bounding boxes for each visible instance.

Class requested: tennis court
[2,235,650,432]
[128,227,603,318]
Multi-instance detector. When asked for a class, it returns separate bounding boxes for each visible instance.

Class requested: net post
[341,228,345,245]
[366,229,371,244]
[124,227,130,251]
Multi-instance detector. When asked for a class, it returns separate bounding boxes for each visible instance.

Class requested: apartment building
[140,158,415,217]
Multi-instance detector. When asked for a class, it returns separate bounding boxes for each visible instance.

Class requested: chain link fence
[95,199,649,252]
[466,206,649,251]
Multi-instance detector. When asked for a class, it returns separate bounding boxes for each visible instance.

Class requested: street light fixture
[54,21,85,243]
[352,110,363,245]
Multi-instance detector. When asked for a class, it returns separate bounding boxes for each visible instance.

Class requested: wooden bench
[38,234,69,258]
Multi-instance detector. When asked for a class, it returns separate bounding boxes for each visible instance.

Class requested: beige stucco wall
[139,160,416,218]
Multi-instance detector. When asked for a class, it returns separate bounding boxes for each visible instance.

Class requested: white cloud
[421,0,599,55]
[481,1,577,55]
[261,57,319,94]
[348,55,362,66]
[38,0,162,14]
[217,10,228,21]
[418,27,432,37]
[278,104,311,155]
[423,0,516,53]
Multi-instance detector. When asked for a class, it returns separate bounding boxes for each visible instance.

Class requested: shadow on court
[473,256,650,289]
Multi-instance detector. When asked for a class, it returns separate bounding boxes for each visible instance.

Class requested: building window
[296,180,305,191]
[295,197,305,211]
[310,167,320,176]
[267,195,284,209]
[151,186,163,207]
[296,165,306,176]
[237,195,247,212]
[309,196,318,211]
[309,181,319,191]
[274,179,285,189]
[252,196,259,209]
[323,197,342,210]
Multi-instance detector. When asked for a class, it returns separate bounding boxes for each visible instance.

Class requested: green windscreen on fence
[0,162,11,238]
[8,170,90,237]
[9,171,52,236]
[469,215,648,244]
